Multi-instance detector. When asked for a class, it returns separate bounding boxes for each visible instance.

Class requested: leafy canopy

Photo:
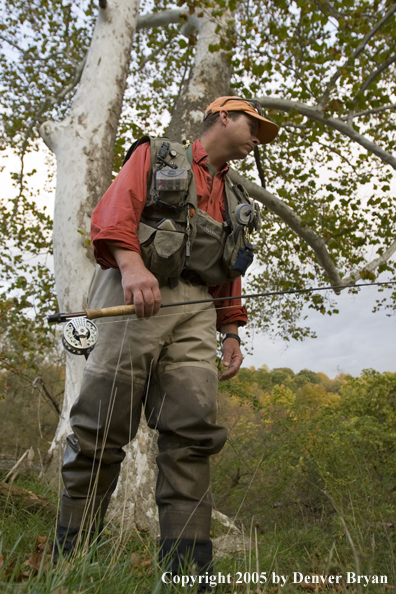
[1,0,396,363]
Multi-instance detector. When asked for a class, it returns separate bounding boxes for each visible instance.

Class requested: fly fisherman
[54,97,278,589]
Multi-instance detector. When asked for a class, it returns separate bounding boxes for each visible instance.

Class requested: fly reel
[62,317,98,356]
[236,203,255,226]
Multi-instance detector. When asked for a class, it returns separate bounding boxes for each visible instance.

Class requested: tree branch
[342,103,396,120]
[342,239,396,285]
[32,377,61,416]
[312,0,345,21]
[14,54,87,214]
[349,54,396,121]
[258,96,396,169]
[319,3,396,107]
[0,34,72,64]
[253,146,266,188]
[137,41,167,70]
[227,168,343,287]
[255,48,314,98]
[136,9,188,31]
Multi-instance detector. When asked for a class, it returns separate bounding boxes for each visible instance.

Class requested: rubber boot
[52,521,103,564]
[159,538,213,593]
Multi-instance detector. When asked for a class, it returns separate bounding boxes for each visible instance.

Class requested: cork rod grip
[86,304,136,319]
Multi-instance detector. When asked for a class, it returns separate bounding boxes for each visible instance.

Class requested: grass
[1,477,395,593]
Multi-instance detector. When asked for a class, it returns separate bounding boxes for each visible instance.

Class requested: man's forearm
[107,244,161,318]
[220,323,240,337]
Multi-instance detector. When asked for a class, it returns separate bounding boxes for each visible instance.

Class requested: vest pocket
[223,228,255,280]
[138,222,186,278]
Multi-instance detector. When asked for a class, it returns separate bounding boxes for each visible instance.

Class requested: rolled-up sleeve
[91,142,151,269]
[209,277,248,331]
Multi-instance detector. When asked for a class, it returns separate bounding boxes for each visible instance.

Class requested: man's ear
[219,110,229,126]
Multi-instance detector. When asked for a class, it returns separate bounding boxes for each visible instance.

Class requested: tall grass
[1,475,395,593]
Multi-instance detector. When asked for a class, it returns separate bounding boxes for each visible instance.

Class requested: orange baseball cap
[204,96,279,144]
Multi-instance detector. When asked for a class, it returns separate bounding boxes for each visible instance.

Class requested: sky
[2,145,395,380]
[240,283,395,378]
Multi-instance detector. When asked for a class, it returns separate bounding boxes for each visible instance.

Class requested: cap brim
[252,113,279,144]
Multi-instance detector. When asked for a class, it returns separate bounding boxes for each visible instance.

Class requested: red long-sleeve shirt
[91,139,248,330]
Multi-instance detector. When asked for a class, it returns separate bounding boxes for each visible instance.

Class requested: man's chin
[231,148,251,161]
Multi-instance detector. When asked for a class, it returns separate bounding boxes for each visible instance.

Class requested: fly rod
[47,280,396,324]
[48,280,396,356]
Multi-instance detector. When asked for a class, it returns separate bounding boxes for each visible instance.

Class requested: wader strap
[186,143,193,166]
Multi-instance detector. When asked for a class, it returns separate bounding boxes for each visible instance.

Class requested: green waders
[55,266,227,588]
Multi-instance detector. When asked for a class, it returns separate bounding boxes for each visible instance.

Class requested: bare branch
[258,96,396,169]
[281,122,309,130]
[342,239,396,284]
[227,168,343,286]
[32,377,61,416]
[0,34,71,64]
[319,3,396,107]
[137,41,167,70]
[283,124,358,172]
[342,103,396,120]
[137,9,188,30]
[0,34,26,54]
[255,48,314,98]
[14,54,87,213]
[349,54,396,121]
[312,0,345,21]
[53,54,87,103]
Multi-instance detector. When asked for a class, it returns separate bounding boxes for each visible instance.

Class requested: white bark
[40,0,159,532]
[137,8,188,30]
[166,8,233,141]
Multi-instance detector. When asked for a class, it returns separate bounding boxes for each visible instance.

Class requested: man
[54,97,278,589]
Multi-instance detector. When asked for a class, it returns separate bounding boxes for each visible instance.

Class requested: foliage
[0,1,97,371]
[0,190,58,373]
[214,366,396,536]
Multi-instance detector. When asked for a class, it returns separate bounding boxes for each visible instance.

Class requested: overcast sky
[2,146,395,380]
[240,283,395,378]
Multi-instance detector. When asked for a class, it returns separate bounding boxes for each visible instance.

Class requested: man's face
[222,112,261,161]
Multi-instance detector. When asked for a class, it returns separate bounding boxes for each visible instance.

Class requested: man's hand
[108,245,161,319]
[218,324,243,381]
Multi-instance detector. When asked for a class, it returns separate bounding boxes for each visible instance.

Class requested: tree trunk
[166,10,232,142]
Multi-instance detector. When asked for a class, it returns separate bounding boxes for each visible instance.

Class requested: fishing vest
[123,136,262,287]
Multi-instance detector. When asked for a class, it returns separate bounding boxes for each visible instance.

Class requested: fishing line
[49,280,396,356]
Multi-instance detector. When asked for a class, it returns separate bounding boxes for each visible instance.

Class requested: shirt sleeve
[91,142,151,269]
[209,276,248,331]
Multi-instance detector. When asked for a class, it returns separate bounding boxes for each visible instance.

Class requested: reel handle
[86,304,136,319]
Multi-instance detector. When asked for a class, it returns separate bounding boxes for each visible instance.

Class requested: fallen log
[0,482,57,516]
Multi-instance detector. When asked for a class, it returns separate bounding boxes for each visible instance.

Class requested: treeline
[213,366,396,536]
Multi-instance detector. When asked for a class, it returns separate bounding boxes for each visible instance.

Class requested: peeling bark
[166,9,232,141]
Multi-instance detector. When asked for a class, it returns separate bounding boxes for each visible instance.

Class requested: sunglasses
[219,97,264,116]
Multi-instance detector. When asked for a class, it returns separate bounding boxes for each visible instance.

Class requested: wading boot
[52,521,103,564]
[159,538,213,593]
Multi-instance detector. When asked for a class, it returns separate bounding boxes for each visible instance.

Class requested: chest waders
[54,138,258,590]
